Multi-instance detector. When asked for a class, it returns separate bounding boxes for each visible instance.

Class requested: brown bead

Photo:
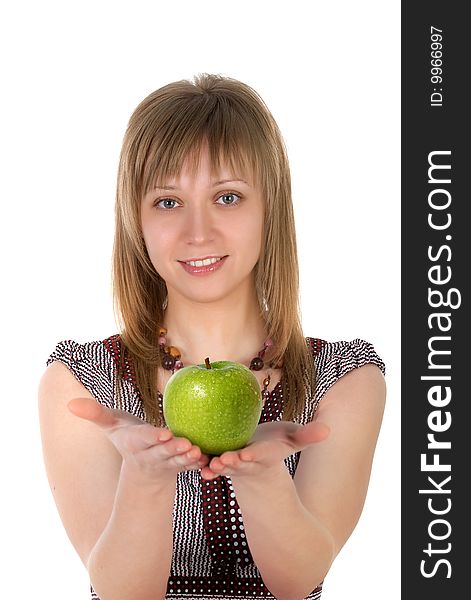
[250,357,264,371]
[162,354,176,370]
[159,326,167,336]
[166,345,181,359]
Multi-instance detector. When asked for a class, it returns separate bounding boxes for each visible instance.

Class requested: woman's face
[140,145,264,306]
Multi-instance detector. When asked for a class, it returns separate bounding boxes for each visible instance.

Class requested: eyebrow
[153,178,249,191]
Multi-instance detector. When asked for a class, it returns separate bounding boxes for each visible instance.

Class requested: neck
[162,287,270,367]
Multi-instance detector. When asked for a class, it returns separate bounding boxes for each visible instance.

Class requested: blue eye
[155,198,178,209]
[216,192,241,206]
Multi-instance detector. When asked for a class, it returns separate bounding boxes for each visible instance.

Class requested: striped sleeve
[314,338,385,402]
[46,339,115,408]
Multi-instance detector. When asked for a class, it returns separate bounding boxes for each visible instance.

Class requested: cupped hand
[68,397,210,477]
[201,419,330,481]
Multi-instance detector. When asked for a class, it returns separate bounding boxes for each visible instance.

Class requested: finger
[172,444,204,466]
[294,421,330,447]
[218,451,241,469]
[184,453,210,471]
[183,446,201,462]
[207,456,225,472]
[157,428,173,443]
[237,441,274,464]
[167,437,193,455]
[200,465,221,480]
[67,397,118,427]
[125,425,171,452]
[150,437,197,465]
[202,453,229,477]
[173,450,197,466]
[239,447,255,462]
[208,451,245,476]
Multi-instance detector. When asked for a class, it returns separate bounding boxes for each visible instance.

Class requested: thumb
[67,397,118,428]
[295,420,330,447]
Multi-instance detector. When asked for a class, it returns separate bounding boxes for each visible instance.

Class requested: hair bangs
[139,93,264,198]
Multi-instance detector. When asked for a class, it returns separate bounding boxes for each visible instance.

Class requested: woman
[38,73,386,600]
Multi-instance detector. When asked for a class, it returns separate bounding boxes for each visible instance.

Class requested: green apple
[163,358,263,455]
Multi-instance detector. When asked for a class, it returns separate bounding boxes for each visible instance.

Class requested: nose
[183,203,216,246]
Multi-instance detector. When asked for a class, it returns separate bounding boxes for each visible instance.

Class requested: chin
[175,284,241,305]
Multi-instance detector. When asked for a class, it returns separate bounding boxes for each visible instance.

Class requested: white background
[0,1,400,598]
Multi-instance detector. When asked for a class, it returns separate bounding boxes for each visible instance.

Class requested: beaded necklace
[158,327,279,404]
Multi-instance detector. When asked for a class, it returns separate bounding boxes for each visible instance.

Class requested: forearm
[87,462,176,600]
[230,465,335,600]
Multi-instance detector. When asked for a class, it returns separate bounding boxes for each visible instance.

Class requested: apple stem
[205,357,211,369]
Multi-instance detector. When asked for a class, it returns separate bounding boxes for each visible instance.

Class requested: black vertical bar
[402,2,468,598]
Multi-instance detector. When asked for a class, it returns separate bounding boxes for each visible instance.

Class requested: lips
[179,255,228,276]
[181,256,224,267]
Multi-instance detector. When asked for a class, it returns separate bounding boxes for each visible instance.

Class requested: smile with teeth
[184,257,223,267]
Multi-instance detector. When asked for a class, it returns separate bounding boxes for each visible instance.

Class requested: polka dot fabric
[47,335,385,599]
[201,476,250,574]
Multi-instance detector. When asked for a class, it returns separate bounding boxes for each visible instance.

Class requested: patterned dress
[46,335,385,599]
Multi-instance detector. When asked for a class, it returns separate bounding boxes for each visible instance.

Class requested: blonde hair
[112,73,315,425]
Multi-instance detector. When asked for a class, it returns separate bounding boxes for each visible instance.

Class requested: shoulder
[46,334,121,370]
[44,334,127,409]
[305,336,386,403]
